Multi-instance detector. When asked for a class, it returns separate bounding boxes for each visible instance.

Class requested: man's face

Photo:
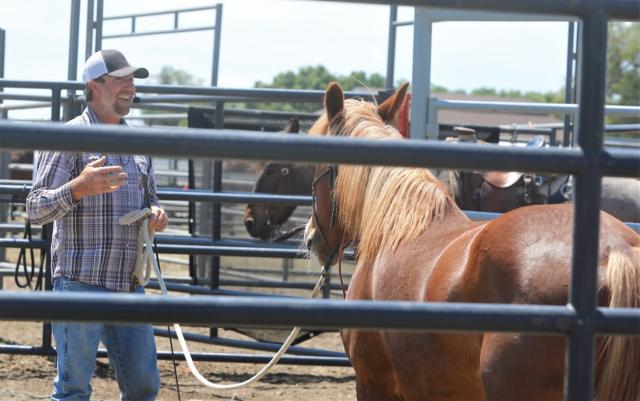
[94,74,135,118]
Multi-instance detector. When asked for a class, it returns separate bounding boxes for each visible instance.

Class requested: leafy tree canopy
[250,65,386,112]
[607,22,639,123]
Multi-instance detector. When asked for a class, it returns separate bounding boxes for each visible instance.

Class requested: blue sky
[1,0,572,93]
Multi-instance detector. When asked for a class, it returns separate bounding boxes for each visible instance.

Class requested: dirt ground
[0,256,357,401]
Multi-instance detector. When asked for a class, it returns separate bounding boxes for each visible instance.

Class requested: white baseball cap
[82,49,149,83]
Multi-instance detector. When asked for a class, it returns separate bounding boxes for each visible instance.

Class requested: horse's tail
[597,246,640,401]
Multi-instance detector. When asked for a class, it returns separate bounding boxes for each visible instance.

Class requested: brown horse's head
[305,82,410,266]
[244,118,316,239]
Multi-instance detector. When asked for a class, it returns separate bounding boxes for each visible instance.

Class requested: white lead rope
[119,208,328,390]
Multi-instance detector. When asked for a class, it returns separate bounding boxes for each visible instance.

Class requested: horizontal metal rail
[0,344,350,366]
[103,5,220,21]
[432,98,640,116]
[154,328,347,358]
[0,79,374,102]
[0,292,637,335]
[1,121,638,176]
[103,27,216,40]
[317,0,640,20]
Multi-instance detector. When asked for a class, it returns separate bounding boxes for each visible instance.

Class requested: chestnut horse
[304,82,640,401]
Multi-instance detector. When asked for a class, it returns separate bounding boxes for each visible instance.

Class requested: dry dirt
[0,257,357,401]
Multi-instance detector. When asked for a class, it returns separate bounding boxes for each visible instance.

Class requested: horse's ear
[378,82,409,124]
[284,117,300,134]
[324,82,344,123]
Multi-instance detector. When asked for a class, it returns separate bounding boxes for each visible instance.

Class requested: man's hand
[148,205,169,232]
[70,156,128,201]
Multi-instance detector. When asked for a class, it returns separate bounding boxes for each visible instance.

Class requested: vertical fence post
[51,87,61,122]
[209,100,224,339]
[65,0,81,122]
[41,223,54,351]
[410,8,433,140]
[565,11,607,401]
[563,21,576,147]
[0,28,6,263]
[385,5,398,90]
[85,0,95,61]
[94,0,103,52]
[211,3,223,87]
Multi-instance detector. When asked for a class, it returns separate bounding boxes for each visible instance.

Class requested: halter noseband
[310,165,344,265]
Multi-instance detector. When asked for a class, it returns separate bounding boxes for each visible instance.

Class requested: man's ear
[87,79,101,94]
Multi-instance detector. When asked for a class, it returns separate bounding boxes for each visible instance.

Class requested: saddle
[450,128,570,212]
[478,135,546,188]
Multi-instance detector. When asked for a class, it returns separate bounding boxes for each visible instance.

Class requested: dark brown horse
[304,82,640,401]
[242,117,316,239]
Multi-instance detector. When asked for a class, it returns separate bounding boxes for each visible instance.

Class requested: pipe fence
[0,1,639,399]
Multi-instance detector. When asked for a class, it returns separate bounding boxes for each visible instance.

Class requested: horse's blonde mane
[325,99,452,268]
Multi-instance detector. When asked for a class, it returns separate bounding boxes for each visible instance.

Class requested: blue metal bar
[67,0,81,82]
[566,12,608,401]
[385,5,398,90]
[0,28,6,121]
[94,0,103,52]
[0,28,5,81]
[0,292,631,336]
[563,21,576,147]
[102,5,219,21]
[50,88,61,122]
[1,121,639,176]
[0,344,351,366]
[154,328,347,358]
[0,292,590,334]
[84,0,95,60]
[102,26,216,40]
[313,0,639,20]
[211,4,223,86]
[0,79,373,102]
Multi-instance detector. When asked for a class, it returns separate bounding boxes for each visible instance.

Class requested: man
[27,49,168,401]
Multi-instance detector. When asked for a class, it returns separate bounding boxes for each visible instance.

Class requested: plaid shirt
[27,107,159,292]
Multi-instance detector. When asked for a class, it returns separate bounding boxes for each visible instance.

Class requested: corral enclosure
[0,1,639,400]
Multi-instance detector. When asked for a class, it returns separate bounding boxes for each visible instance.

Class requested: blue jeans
[51,278,160,401]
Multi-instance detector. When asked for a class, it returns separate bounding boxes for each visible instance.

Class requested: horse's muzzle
[304,222,315,251]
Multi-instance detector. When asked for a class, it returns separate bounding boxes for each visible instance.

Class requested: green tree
[251,65,388,112]
[157,66,204,86]
[142,66,204,126]
[607,22,639,123]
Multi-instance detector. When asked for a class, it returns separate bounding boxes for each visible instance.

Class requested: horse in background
[437,131,640,221]
[245,114,639,240]
[304,82,640,401]
[243,117,314,239]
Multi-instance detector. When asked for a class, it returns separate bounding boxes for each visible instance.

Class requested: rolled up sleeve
[26,151,78,225]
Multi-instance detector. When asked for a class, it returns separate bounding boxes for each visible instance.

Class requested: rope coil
[119,208,327,390]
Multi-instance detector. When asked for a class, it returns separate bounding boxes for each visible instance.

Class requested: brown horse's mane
[315,99,452,268]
